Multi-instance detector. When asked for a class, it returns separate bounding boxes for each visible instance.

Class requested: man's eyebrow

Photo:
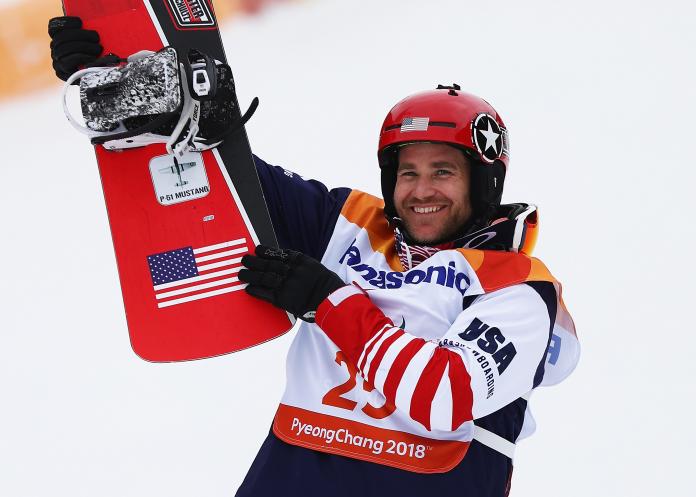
[397,160,461,171]
[431,161,458,168]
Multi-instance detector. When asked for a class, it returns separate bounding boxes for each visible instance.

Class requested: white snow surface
[1,0,695,496]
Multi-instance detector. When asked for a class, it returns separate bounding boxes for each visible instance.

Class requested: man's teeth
[413,206,443,214]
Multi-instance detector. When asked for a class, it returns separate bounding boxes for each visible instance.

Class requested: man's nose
[411,176,437,199]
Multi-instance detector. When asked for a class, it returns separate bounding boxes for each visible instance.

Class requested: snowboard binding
[62,47,258,157]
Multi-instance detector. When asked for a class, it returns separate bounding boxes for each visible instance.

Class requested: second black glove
[48,16,103,81]
[239,245,346,323]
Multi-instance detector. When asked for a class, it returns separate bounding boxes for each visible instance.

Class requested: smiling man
[394,143,473,245]
[49,20,579,497]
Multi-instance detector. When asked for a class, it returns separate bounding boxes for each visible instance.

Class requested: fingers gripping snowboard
[61,0,294,361]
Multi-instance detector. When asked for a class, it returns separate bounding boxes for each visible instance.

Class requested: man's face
[393,143,473,245]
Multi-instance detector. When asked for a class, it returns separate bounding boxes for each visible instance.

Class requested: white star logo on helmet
[480,121,500,153]
[472,114,504,163]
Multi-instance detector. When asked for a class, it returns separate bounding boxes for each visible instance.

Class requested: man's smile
[411,205,446,214]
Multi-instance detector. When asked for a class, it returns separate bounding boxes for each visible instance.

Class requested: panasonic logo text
[339,240,470,295]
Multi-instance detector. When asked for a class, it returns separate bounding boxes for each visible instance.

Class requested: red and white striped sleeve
[315,283,554,431]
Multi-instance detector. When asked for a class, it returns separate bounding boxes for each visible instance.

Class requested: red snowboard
[61,0,294,361]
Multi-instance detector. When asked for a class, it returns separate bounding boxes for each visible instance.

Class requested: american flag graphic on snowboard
[149,239,248,308]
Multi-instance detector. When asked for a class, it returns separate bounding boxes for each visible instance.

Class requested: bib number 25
[322,351,396,419]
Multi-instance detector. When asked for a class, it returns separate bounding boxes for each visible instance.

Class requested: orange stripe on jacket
[457,248,557,292]
[340,190,402,271]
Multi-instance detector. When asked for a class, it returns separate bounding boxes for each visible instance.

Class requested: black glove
[239,245,346,323]
[48,16,103,81]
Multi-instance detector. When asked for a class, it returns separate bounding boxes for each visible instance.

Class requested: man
[50,19,579,497]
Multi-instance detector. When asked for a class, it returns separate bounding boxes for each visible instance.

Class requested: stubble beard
[399,216,465,246]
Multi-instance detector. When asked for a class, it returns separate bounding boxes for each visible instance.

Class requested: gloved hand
[48,16,103,81]
[239,245,346,322]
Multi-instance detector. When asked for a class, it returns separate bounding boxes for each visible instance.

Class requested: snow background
[1,0,694,495]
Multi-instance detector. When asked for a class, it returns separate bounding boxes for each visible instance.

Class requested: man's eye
[435,169,453,176]
[398,171,417,177]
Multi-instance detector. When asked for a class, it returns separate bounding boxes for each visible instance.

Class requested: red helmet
[378,84,509,231]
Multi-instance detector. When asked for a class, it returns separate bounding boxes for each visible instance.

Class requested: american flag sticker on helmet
[401,117,429,132]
